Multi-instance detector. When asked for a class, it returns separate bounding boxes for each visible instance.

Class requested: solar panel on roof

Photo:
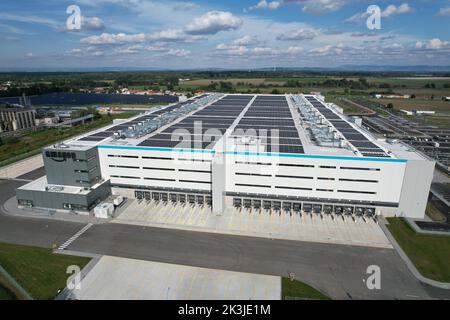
[139,139,216,149]
[78,136,107,142]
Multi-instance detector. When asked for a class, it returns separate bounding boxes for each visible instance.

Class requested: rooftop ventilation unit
[292,95,342,148]
[238,136,257,145]
[118,93,223,140]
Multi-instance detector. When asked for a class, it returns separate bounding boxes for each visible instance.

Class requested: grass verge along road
[0,242,91,300]
[281,277,330,300]
[387,218,450,283]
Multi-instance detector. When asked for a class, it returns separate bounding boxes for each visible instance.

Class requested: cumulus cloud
[147,28,206,42]
[347,3,413,23]
[248,0,281,11]
[80,33,146,45]
[416,38,449,50]
[80,28,206,46]
[233,35,260,46]
[81,16,106,31]
[310,43,345,55]
[184,11,242,35]
[276,28,317,41]
[382,3,413,18]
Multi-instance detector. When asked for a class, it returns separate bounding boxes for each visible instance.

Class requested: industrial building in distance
[16,93,435,220]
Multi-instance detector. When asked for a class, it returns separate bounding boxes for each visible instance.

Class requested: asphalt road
[68,222,446,300]
[0,171,84,248]
[1,167,449,300]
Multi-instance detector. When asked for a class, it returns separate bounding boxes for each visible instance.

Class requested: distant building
[400,109,436,116]
[0,104,36,133]
[374,94,410,99]
[35,116,59,127]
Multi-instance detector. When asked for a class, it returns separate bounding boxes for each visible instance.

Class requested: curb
[53,251,103,300]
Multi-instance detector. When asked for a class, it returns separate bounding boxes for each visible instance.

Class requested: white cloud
[81,16,105,31]
[165,48,191,57]
[147,28,205,42]
[346,11,370,23]
[114,44,143,54]
[59,16,106,32]
[286,46,304,55]
[248,0,281,11]
[184,11,242,35]
[233,35,260,46]
[146,45,171,52]
[347,3,413,23]
[310,43,344,55]
[383,43,403,50]
[285,0,350,15]
[437,7,450,16]
[416,38,449,50]
[80,33,146,45]
[276,28,317,41]
[382,3,413,18]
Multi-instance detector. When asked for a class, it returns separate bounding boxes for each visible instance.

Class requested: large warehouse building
[17,93,435,219]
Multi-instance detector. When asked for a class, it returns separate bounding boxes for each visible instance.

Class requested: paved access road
[67,222,447,300]
[1,167,449,300]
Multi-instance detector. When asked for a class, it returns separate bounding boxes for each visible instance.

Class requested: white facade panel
[224,153,407,205]
[98,147,213,191]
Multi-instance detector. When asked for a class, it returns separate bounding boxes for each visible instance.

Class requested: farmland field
[180,78,271,86]
[370,98,450,112]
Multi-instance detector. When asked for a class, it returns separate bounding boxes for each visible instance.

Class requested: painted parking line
[58,223,93,250]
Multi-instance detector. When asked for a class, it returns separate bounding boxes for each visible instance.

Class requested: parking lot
[73,256,281,300]
[113,199,391,248]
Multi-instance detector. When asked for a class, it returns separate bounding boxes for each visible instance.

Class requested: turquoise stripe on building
[98,145,216,154]
[224,151,407,163]
[98,145,407,163]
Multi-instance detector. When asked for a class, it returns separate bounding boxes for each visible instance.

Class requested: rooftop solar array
[78,114,161,142]
[304,96,390,158]
[76,95,211,142]
[138,95,253,149]
[232,95,304,154]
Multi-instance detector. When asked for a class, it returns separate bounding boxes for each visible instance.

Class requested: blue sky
[1,0,450,69]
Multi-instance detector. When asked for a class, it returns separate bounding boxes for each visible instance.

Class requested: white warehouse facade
[17,93,435,219]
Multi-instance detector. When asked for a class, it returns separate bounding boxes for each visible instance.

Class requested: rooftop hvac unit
[239,136,257,145]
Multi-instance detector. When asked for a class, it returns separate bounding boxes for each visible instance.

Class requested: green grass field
[0,283,17,300]
[281,277,330,300]
[372,98,450,112]
[386,218,450,282]
[0,242,91,300]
